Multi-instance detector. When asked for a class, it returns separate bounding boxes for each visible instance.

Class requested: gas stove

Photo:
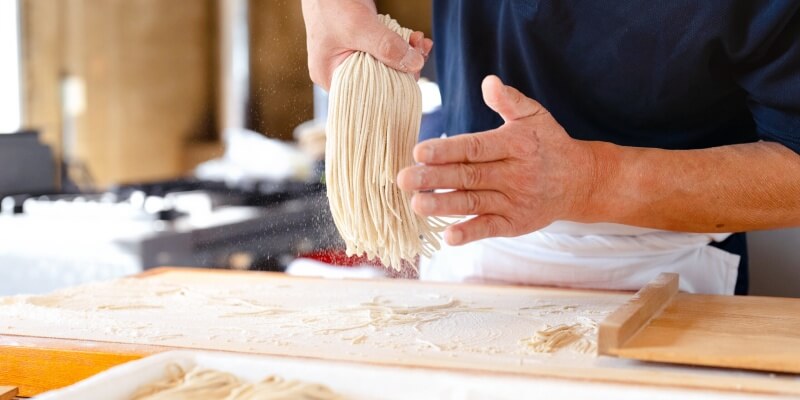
[0,178,340,295]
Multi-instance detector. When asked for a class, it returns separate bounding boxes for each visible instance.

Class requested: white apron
[420,221,740,295]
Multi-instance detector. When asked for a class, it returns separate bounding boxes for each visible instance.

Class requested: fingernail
[445,229,463,245]
[420,44,431,59]
[400,46,424,71]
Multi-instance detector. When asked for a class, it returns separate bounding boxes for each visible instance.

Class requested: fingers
[411,190,509,216]
[413,130,511,164]
[411,35,433,59]
[354,17,424,73]
[409,33,433,80]
[422,38,433,58]
[482,75,547,122]
[397,163,500,191]
[409,31,424,50]
[444,215,515,245]
[411,76,548,164]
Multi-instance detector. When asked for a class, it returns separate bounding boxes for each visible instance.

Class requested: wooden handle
[598,273,679,355]
[0,386,18,400]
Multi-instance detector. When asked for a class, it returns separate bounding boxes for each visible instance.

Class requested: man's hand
[301,0,433,90]
[398,75,598,246]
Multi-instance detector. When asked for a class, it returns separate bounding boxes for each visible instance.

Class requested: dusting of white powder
[0,277,628,370]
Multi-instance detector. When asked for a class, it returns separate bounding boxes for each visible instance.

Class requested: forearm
[581,141,800,232]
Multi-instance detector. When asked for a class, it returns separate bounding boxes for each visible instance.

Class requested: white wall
[748,228,800,298]
[0,0,21,133]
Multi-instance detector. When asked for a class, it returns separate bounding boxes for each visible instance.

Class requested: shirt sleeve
[733,2,800,154]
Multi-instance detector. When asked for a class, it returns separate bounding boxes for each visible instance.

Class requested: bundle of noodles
[130,363,345,400]
[325,14,446,270]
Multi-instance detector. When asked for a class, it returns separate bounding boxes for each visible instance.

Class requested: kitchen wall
[21,0,220,187]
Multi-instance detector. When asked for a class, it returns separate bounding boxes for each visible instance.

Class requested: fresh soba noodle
[325,14,446,270]
[129,363,345,400]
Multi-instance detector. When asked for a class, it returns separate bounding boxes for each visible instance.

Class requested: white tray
[34,350,778,400]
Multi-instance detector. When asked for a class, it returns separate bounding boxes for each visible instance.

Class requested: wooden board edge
[6,337,800,396]
[611,345,800,375]
[134,266,191,278]
[0,386,18,400]
[134,267,633,298]
[0,346,147,397]
[0,334,171,397]
[598,273,679,355]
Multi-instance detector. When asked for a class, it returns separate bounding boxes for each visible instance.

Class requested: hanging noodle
[129,363,346,400]
[325,14,447,270]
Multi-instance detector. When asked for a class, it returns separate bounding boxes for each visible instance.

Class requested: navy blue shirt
[430,0,800,294]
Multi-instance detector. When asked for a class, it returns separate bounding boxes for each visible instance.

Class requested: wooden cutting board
[1,268,799,397]
[599,273,800,373]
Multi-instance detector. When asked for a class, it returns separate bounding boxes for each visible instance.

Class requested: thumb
[481,75,547,122]
[353,17,424,73]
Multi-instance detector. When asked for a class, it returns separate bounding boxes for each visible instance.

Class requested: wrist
[571,140,623,223]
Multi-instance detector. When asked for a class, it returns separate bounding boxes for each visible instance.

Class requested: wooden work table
[1,268,799,397]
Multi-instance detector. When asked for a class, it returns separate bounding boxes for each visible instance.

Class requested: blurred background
[0,0,435,295]
[0,0,796,297]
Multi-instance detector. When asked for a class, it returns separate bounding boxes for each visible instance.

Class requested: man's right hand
[301,0,433,90]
